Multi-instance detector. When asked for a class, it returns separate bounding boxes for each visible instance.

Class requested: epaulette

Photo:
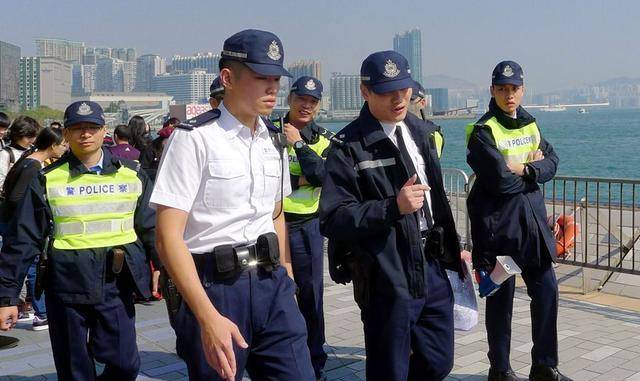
[176,109,221,131]
[317,126,344,147]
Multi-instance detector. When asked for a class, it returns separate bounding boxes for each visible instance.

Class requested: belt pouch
[257,232,280,270]
[213,245,237,276]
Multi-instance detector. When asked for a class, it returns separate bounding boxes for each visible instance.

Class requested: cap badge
[267,41,281,61]
[304,79,316,90]
[383,60,400,78]
[77,102,92,116]
[503,65,514,77]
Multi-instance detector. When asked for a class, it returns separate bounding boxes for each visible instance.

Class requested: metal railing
[442,170,640,278]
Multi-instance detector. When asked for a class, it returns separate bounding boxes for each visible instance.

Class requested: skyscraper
[0,40,20,110]
[35,37,85,64]
[96,57,136,93]
[171,53,220,74]
[330,73,363,111]
[151,70,215,104]
[135,54,166,92]
[20,57,71,111]
[112,47,137,62]
[426,88,449,113]
[287,60,322,81]
[393,28,422,84]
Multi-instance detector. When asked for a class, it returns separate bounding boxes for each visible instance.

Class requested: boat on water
[540,105,567,112]
[577,107,588,114]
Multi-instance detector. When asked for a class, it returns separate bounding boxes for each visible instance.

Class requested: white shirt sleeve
[277,147,292,202]
[0,150,10,188]
[149,129,205,212]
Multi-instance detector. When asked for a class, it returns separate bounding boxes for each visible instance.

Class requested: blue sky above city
[2,0,638,93]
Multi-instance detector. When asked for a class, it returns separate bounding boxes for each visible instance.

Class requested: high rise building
[72,64,97,96]
[20,57,71,111]
[171,53,220,74]
[112,47,137,62]
[393,28,422,84]
[426,88,449,113]
[96,57,136,93]
[151,70,216,104]
[288,60,322,81]
[0,40,20,111]
[330,73,363,111]
[35,37,85,64]
[135,54,166,92]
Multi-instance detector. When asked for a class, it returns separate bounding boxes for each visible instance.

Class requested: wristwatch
[293,140,306,150]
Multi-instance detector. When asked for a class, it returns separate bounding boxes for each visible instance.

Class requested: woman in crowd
[0,116,40,189]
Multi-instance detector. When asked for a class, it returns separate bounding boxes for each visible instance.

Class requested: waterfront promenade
[3,262,640,380]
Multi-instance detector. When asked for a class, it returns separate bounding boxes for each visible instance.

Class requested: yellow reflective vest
[466,116,540,164]
[45,162,142,250]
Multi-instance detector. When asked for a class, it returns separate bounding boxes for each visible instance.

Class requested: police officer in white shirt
[150,29,315,381]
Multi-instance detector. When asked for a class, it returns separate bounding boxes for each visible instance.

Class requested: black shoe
[0,335,19,350]
[488,368,522,381]
[529,365,573,381]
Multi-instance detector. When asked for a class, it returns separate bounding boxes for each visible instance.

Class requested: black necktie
[394,127,434,230]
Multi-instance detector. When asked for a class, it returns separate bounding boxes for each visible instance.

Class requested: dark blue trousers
[175,266,315,381]
[485,260,559,371]
[288,218,327,378]
[361,257,455,381]
[45,275,139,381]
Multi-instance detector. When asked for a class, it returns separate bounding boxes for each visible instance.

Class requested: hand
[396,174,430,215]
[283,123,303,146]
[506,161,525,176]
[298,176,309,186]
[200,312,249,380]
[527,149,544,162]
[0,306,18,331]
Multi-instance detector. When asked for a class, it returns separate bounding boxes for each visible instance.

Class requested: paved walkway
[3,265,640,380]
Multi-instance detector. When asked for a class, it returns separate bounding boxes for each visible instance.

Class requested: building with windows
[288,60,322,82]
[393,28,422,84]
[135,54,166,92]
[426,88,449,113]
[330,73,363,111]
[20,57,71,111]
[151,70,215,104]
[171,53,220,74]
[35,37,85,65]
[0,40,20,111]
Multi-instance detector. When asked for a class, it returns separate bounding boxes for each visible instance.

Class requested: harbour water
[324,108,640,179]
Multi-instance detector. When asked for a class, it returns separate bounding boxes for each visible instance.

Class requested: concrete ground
[3,264,640,380]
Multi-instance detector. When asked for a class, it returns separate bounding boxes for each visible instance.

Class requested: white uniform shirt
[381,121,433,231]
[150,103,291,254]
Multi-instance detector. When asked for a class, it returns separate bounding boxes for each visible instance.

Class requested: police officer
[277,75,331,380]
[0,101,159,380]
[151,29,315,381]
[209,77,225,109]
[466,61,570,381]
[409,80,444,159]
[319,51,462,381]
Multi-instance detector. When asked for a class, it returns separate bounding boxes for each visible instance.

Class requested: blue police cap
[209,77,224,97]
[411,80,426,101]
[221,29,291,77]
[361,51,414,94]
[63,101,105,128]
[492,60,524,86]
[290,76,323,100]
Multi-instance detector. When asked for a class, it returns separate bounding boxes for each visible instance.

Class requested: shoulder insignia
[176,109,222,131]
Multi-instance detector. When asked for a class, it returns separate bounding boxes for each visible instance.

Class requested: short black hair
[113,124,131,142]
[50,121,62,129]
[0,112,10,128]
[219,58,246,75]
[8,116,41,142]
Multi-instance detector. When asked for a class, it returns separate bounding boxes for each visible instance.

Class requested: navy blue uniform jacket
[319,103,461,299]
[466,99,559,270]
[0,149,159,305]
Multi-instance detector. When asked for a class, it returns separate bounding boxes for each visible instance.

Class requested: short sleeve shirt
[150,103,291,254]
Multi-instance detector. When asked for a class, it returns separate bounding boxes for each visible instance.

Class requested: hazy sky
[2,0,638,93]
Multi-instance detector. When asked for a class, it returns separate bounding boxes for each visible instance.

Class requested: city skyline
[2,0,639,94]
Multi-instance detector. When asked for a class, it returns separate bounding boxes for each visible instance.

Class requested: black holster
[424,226,445,260]
[159,267,181,329]
[349,252,374,310]
[34,255,47,299]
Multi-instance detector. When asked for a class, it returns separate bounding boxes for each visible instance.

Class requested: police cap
[360,50,414,94]
[411,80,426,101]
[64,101,105,128]
[290,76,323,100]
[492,60,524,86]
[220,29,291,77]
[209,77,224,98]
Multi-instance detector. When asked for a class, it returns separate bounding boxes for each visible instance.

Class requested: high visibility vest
[45,162,142,250]
[433,130,444,158]
[466,117,540,164]
[278,123,332,215]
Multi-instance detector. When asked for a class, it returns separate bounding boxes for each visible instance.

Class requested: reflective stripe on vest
[45,162,142,250]
[465,117,540,164]
[284,133,331,215]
